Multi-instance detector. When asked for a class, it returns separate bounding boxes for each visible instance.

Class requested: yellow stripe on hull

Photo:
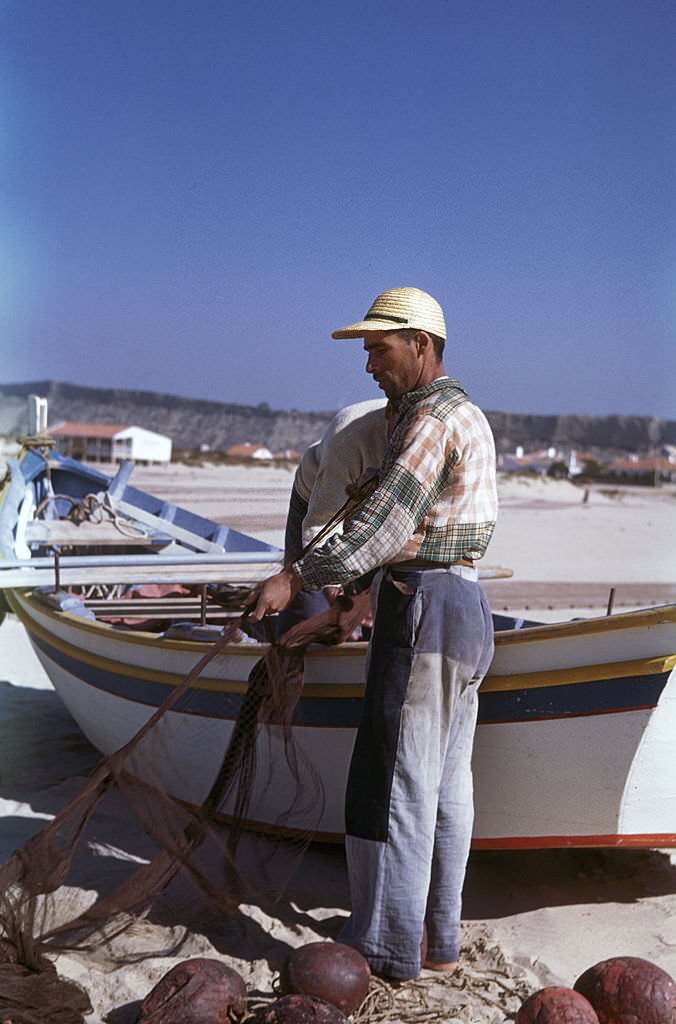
[495,603,676,644]
[482,654,676,692]
[10,591,675,698]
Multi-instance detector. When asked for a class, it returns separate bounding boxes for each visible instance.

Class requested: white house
[51,422,172,464]
[226,442,274,460]
[499,446,562,474]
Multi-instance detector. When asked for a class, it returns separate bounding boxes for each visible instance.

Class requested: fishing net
[0,617,327,1022]
[0,479,380,1022]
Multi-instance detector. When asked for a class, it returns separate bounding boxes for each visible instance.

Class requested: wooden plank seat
[85,597,240,620]
[25,519,174,549]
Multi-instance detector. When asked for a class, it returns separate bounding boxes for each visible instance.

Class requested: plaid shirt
[293,377,498,590]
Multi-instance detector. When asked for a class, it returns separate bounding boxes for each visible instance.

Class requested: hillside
[0,381,335,453]
[1,380,673,453]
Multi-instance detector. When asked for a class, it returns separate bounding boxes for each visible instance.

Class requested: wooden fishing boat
[2,437,676,850]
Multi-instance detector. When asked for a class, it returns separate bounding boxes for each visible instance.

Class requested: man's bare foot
[421,959,459,972]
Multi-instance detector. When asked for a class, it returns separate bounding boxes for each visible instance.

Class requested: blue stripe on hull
[30,631,363,727]
[30,630,671,726]
[479,673,669,723]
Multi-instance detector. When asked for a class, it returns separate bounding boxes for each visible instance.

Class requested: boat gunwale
[9,588,367,657]
[10,590,676,697]
[492,602,676,643]
[10,588,676,658]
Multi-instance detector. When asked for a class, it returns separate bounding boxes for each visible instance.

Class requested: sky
[1,0,675,417]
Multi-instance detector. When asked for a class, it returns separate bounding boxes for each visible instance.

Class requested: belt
[386,560,479,582]
[387,558,474,570]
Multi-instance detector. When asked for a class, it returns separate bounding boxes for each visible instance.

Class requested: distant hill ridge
[1,380,673,453]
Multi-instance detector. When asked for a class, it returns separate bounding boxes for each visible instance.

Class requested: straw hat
[331,287,446,340]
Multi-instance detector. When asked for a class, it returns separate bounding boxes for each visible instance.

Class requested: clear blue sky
[2,0,674,416]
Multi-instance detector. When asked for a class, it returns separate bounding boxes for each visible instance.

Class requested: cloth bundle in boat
[0,620,322,1023]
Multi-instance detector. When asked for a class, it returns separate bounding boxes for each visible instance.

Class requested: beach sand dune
[1,466,675,1021]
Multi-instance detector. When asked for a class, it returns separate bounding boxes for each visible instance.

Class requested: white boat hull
[10,590,676,848]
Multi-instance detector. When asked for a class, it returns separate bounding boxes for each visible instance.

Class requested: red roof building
[273,449,301,462]
[52,421,130,438]
[607,455,676,481]
[51,422,172,464]
[226,443,273,460]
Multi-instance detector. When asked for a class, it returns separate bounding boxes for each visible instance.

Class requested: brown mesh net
[0,477,380,1021]
[0,615,326,1022]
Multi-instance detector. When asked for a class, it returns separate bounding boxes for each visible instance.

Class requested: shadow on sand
[464,845,676,920]
[0,680,99,800]
[0,677,349,976]
[3,674,676,985]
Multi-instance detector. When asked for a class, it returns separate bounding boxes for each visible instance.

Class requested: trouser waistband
[386,564,479,582]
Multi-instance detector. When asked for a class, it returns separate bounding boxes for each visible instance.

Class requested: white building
[51,422,172,464]
[226,442,274,460]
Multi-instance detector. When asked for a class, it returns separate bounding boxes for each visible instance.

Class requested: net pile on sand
[351,929,532,1024]
[0,615,325,1023]
[0,478,383,1022]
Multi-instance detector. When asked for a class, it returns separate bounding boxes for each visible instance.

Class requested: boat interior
[6,448,543,640]
[28,584,542,641]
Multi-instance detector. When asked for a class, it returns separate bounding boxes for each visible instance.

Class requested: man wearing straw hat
[251,286,497,981]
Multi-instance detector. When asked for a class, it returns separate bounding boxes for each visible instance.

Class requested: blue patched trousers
[338,565,494,979]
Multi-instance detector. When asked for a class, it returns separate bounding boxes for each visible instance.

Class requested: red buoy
[280,942,371,1015]
[516,986,599,1023]
[574,956,676,1024]
[137,957,247,1024]
[255,994,349,1024]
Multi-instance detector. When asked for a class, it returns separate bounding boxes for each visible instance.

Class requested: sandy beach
[127,462,676,616]
[1,463,675,1022]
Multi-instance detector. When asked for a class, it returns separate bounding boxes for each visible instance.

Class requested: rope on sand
[352,943,532,1024]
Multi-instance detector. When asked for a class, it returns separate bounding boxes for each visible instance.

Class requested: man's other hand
[247,568,303,621]
[280,588,372,648]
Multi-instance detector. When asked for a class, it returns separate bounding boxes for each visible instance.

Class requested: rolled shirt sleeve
[293,413,455,589]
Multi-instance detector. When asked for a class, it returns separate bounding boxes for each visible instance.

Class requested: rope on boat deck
[35,491,150,539]
[15,432,56,451]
